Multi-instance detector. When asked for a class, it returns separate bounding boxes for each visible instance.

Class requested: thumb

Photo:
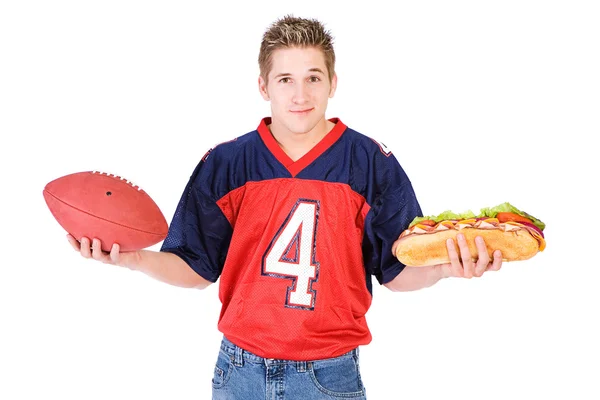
[109,243,121,265]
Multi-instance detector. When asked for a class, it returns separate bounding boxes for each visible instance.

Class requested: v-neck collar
[257,117,347,177]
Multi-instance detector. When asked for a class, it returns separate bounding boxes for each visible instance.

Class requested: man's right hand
[65,234,211,289]
[66,234,140,268]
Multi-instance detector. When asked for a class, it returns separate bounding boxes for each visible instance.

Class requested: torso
[193,117,419,360]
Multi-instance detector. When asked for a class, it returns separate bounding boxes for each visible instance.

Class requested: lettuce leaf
[479,202,545,231]
[409,209,476,227]
[408,202,545,231]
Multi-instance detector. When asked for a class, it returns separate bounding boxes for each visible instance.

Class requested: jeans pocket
[211,349,233,389]
[308,353,366,398]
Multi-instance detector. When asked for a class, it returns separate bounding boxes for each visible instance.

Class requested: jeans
[212,336,367,399]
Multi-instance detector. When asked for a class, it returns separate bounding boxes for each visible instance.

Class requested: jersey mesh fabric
[216,179,372,360]
[160,160,233,283]
[160,118,422,360]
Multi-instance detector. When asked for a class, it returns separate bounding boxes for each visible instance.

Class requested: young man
[68,15,502,399]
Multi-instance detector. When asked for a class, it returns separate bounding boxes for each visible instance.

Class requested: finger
[487,250,503,271]
[446,238,463,277]
[457,233,474,278]
[391,240,399,256]
[91,238,110,263]
[67,234,81,251]
[80,237,92,258]
[109,243,121,265]
[474,236,490,277]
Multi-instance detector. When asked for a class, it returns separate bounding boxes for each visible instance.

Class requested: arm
[384,264,445,292]
[359,144,502,291]
[68,235,212,290]
[385,233,503,292]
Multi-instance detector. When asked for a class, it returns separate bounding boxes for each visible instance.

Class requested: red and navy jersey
[161,117,422,361]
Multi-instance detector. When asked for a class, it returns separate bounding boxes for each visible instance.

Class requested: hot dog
[394,202,546,267]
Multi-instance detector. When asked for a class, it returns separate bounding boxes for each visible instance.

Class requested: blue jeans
[212,336,367,399]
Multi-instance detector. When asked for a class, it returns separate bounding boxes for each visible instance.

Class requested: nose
[292,82,309,104]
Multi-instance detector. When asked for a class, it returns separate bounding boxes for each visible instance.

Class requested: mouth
[289,108,314,116]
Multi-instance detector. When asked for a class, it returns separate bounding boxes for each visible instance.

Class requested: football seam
[92,170,144,192]
[44,189,168,236]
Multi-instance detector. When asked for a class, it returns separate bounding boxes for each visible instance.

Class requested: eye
[309,76,321,83]
[106,191,112,196]
[279,77,291,83]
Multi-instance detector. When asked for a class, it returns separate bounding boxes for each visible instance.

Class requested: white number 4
[262,199,320,310]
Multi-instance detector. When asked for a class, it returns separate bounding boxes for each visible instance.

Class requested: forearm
[119,250,212,289]
[384,265,446,292]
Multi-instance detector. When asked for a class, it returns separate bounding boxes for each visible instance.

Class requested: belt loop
[233,344,244,367]
[296,361,308,372]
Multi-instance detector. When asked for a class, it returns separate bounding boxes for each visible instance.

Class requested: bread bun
[395,227,541,267]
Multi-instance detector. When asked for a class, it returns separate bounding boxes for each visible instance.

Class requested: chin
[287,121,317,135]
[286,114,322,134]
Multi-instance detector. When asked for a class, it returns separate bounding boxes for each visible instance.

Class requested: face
[258,46,337,136]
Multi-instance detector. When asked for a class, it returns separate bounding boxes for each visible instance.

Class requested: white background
[1,1,599,399]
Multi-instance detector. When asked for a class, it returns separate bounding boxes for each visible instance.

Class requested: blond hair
[258,15,336,83]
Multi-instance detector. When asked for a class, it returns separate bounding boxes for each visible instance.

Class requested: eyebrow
[273,68,326,79]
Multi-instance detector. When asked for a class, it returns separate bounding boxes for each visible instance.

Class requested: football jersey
[160,117,422,361]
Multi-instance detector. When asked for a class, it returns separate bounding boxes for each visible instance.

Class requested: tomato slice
[496,212,532,224]
[419,220,436,227]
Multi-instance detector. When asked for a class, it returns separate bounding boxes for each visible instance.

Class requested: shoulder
[340,124,400,174]
[342,124,394,159]
[188,129,259,198]
[341,122,414,198]
[201,129,257,164]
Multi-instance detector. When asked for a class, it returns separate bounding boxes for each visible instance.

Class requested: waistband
[219,336,359,368]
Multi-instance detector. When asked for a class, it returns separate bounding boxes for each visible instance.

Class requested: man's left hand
[438,233,503,278]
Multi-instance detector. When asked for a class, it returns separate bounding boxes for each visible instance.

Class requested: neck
[269,117,334,161]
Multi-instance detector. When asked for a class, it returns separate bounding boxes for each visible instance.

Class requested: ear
[258,76,270,101]
[329,73,338,98]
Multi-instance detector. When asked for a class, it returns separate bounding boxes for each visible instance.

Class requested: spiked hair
[259,15,336,83]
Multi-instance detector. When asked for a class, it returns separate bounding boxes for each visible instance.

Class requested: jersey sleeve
[160,149,233,283]
[362,153,422,285]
